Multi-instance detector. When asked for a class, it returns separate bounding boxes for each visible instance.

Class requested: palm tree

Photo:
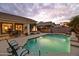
[69,15,79,34]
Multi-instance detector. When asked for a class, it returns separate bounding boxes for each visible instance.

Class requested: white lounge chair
[7,40,29,56]
[9,40,20,50]
[16,48,29,56]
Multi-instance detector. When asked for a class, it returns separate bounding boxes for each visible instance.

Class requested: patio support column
[13,23,15,31]
[27,24,30,35]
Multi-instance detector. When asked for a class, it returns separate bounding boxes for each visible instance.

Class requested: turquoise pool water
[23,34,70,56]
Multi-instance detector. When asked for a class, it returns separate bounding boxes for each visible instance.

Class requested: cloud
[0,3,79,23]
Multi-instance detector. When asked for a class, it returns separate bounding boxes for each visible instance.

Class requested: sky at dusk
[0,3,79,24]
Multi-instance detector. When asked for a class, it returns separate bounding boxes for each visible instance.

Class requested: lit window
[15,24,23,31]
[2,23,12,33]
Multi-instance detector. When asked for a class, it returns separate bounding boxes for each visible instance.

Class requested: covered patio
[0,12,37,38]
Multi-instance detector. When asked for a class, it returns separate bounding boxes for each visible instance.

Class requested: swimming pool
[23,34,70,56]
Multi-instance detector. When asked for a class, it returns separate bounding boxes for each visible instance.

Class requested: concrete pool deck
[0,33,79,56]
[0,33,47,56]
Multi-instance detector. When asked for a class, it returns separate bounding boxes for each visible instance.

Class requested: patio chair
[6,39,18,56]
[16,48,29,56]
[7,46,29,56]
[9,40,18,46]
[7,47,15,56]
[8,40,20,50]
[6,39,29,56]
[7,40,22,54]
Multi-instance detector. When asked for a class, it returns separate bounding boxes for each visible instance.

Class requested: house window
[15,24,23,32]
[2,23,13,33]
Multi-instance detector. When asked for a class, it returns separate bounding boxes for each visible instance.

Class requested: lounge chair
[6,40,18,56]
[6,40,29,56]
[16,48,29,56]
[10,40,18,46]
[7,46,29,56]
[9,40,21,50]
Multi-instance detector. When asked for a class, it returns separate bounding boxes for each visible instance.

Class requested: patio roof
[0,12,37,24]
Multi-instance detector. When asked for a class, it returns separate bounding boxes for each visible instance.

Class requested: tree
[69,15,79,34]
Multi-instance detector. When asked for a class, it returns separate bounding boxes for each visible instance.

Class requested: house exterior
[37,22,55,33]
[37,21,70,34]
[52,24,70,34]
[0,12,37,35]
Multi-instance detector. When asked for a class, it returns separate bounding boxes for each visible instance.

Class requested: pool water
[23,34,70,56]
